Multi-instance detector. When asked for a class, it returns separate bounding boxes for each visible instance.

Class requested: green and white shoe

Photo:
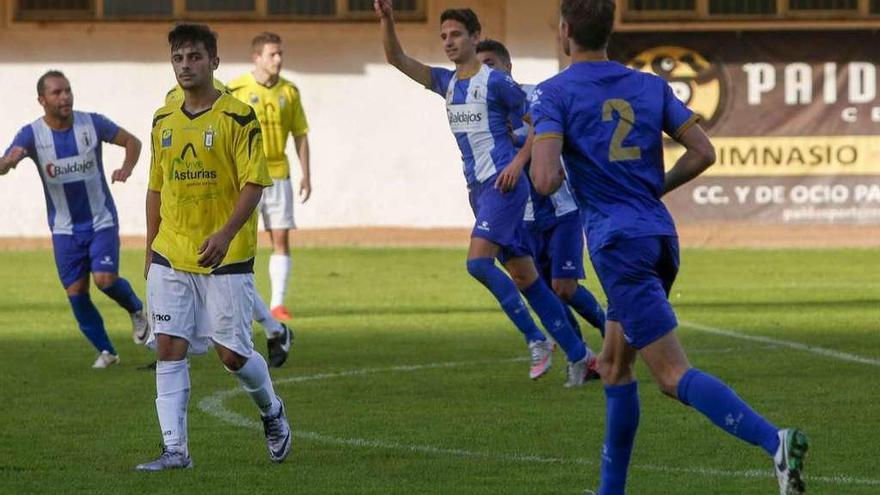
[774,428,809,495]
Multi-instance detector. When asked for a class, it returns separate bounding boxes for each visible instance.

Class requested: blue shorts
[591,235,679,349]
[468,174,531,261]
[52,227,120,288]
[526,212,586,281]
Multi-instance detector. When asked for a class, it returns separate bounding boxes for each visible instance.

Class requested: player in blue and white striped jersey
[376,0,597,387]
[476,39,607,340]
[0,71,149,368]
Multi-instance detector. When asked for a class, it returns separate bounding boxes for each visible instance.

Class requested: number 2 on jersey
[602,99,642,162]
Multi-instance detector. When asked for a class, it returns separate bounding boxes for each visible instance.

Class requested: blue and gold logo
[161,129,173,148]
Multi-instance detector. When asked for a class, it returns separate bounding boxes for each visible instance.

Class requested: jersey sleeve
[531,82,565,142]
[233,109,273,189]
[147,124,164,192]
[91,113,121,143]
[661,80,699,140]
[4,125,35,160]
[288,87,309,137]
[490,72,528,117]
[429,67,454,96]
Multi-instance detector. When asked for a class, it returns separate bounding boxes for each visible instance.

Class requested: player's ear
[211,57,220,71]
[560,20,572,40]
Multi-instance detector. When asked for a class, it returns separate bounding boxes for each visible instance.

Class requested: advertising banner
[611,31,880,224]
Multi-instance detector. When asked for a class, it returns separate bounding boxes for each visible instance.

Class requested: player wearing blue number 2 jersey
[529,2,808,494]
[0,71,149,369]
[375,0,596,387]
[476,39,607,342]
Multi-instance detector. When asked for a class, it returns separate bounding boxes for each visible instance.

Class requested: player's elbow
[696,141,716,168]
[531,171,560,196]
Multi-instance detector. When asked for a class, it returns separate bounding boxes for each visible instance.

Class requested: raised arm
[375,0,432,87]
[663,124,716,195]
[110,128,142,183]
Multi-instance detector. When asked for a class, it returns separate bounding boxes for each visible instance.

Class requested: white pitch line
[679,320,880,367]
[197,355,880,488]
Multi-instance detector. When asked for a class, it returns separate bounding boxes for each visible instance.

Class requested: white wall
[0,0,559,236]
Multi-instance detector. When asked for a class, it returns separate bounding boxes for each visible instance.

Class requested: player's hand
[111,165,133,184]
[197,230,233,269]
[299,176,312,203]
[374,0,393,19]
[494,165,521,193]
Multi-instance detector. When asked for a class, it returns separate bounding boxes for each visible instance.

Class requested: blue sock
[466,258,546,343]
[565,305,583,340]
[521,279,586,362]
[68,293,115,354]
[570,285,606,337]
[599,382,640,495]
[677,368,779,456]
[99,277,143,313]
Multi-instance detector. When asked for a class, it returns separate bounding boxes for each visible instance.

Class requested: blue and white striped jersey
[6,111,120,235]
[430,64,526,186]
[517,83,579,229]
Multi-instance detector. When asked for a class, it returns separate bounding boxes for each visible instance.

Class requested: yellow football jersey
[164,78,229,106]
[227,73,309,179]
[149,93,272,274]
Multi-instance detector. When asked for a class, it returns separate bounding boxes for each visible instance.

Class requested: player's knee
[551,280,576,301]
[597,353,634,385]
[508,270,532,290]
[219,351,247,371]
[65,279,88,296]
[466,258,494,283]
[656,368,688,398]
[93,273,117,290]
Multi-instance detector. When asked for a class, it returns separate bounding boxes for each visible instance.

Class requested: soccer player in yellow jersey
[163,78,294,368]
[136,24,292,471]
[228,32,311,322]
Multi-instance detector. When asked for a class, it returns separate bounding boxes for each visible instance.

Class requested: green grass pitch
[0,247,877,494]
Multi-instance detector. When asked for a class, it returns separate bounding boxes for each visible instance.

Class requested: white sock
[232,352,281,417]
[155,359,190,455]
[252,293,284,337]
[268,254,291,308]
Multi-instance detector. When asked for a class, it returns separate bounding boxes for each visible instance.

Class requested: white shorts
[146,263,255,357]
[260,178,296,230]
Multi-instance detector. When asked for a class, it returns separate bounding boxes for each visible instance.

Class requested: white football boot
[774,428,809,495]
[91,350,119,369]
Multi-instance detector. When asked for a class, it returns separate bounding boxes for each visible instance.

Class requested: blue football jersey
[515,83,578,230]
[6,112,120,235]
[430,64,526,185]
[531,61,698,251]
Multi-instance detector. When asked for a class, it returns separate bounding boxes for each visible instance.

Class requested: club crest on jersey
[81,131,91,147]
[204,128,215,149]
[250,94,259,105]
[279,96,286,109]
[161,129,172,148]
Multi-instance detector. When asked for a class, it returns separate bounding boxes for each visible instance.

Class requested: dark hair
[37,70,67,96]
[168,23,218,59]
[252,32,282,55]
[440,8,481,36]
[476,39,511,66]
[560,0,615,51]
